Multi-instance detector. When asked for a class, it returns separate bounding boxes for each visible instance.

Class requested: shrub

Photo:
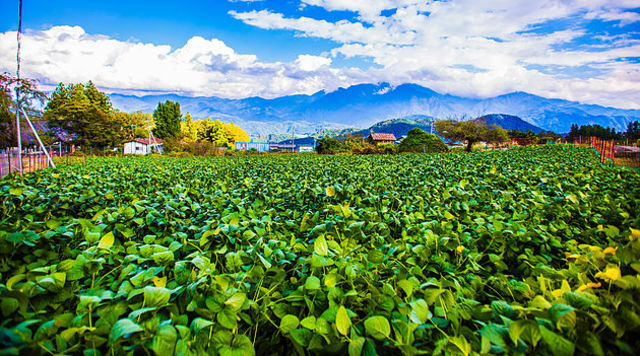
[398,128,448,153]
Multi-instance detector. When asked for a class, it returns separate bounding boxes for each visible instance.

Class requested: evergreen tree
[44,81,121,148]
[153,100,182,139]
[625,121,640,141]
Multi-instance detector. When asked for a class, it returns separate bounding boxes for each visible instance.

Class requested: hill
[108,83,640,135]
[475,114,544,133]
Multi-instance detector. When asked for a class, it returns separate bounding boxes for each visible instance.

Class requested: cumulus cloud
[0,25,361,98]
[0,0,638,109]
[231,0,640,109]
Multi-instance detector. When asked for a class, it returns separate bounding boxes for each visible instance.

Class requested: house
[368,132,397,145]
[124,138,164,155]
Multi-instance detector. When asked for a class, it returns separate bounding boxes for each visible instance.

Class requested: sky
[0,0,639,109]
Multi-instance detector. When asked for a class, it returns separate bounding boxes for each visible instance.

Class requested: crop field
[1,145,639,355]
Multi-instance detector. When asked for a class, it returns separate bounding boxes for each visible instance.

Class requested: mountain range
[108,83,639,135]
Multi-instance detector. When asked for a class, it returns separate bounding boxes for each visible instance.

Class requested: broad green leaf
[349,336,365,356]
[305,276,321,290]
[151,324,177,355]
[109,319,143,344]
[98,231,114,249]
[364,316,391,340]
[143,286,171,308]
[540,326,575,356]
[336,306,351,336]
[314,236,329,257]
[409,299,430,324]
[280,314,299,334]
[290,328,313,347]
[225,293,247,311]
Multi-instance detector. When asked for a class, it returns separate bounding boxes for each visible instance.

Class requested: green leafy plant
[1,145,639,355]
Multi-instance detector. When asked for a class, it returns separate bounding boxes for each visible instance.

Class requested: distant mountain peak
[108,82,639,136]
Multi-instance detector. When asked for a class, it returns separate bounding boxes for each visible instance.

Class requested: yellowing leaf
[459,179,469,189]
[98,232,114,249]
[567,195,578,204]
[630,228,640,241]
[602,247,617,255]
[595,265,621,281]
[151,276,167,287]
[456,245,465,255]
[325,186,336,197]
[551,280,571,298]
[444,211,455,220]
[314,236,329,257]
[577,282,601,292]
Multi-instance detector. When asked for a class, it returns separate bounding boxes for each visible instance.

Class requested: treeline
[567,122,640,142]
[317,120,511,154]
[0,74,249,154]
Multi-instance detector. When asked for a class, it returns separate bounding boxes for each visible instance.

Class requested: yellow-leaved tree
[180,113,198,143]
[224,123,250,147]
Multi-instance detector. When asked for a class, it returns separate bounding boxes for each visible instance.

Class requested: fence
[571,136,640,169]
[0,145,82,178]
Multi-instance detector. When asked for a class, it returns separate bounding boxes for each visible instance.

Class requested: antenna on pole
[15,0,23,174]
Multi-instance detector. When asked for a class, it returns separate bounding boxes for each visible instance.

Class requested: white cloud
[0,0,638,110]
[229,0,640,109]
[0,25,361,99]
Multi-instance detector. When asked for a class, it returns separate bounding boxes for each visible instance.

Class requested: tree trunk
[466,141,473,152]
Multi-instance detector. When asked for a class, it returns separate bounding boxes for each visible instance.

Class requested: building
[124,138,164,155]
[235,142,270,152]
[297,145,314,153]
[368,132,397,145]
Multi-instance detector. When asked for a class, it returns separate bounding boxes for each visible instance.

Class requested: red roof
[134,138,163,145]
[370,132,396,141]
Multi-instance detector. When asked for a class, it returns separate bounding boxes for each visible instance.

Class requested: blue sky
[0,0,639,109]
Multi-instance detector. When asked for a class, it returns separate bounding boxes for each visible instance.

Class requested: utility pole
[15,0,23,174]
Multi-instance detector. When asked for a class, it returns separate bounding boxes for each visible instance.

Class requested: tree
[44,82,121,148]
[197,118,228,146]
[180,113,199,143]
[567,124,579,141]
[625,121,640,141]
[0,72,47,147]
[224,122,250,146]
[397,128,448,153]
[115,110,154,141]
[153,100,182,139]
[435,119,509,152]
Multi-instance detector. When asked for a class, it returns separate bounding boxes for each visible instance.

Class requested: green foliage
[44,81,120,148]
[0,73,48,147]
[153,100,182,139]
[115,110,154,141]
[624,121,640,141]
[197,118,228,146]
[398,128,448,153]
[436,119,509,152]
[1,146,639,355]
[567,123,622,141]
[177,116,250,153]
[316,135,380,154]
